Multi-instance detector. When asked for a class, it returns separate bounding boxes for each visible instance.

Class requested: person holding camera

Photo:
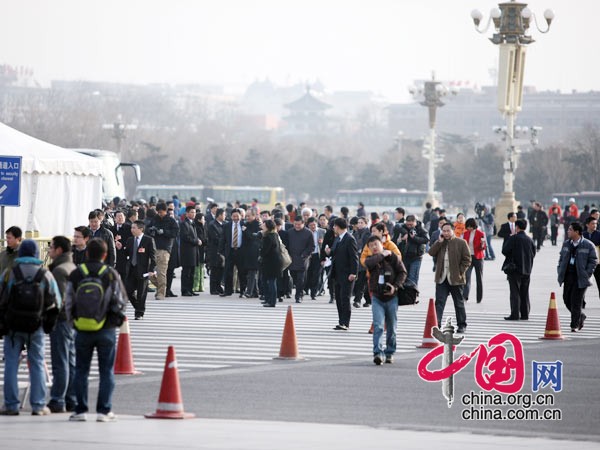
[396,215,429,286]
[146,202,179,300]
[364,236,407,365]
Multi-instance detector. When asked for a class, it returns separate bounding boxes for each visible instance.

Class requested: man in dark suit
[125,220,156,320]
[502,219,536,321]
[207,208,225,295]
[327,218,358,330]
[497,212,517,244]
[111,210,132,282]
[179,205,201,297]
[219,208,247,297]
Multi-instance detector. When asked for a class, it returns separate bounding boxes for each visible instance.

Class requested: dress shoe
[311,296,316,300]
[295,298,302,303]
[263,304,275,308]
[134,315,143,320]
[278,297,283,302]
[191,292,199,296]
[166,292,178,298]
[363,303,371,308]
[504,316,519,321]
[181,292,194,297]
[456,327,466,334]
[47,403,66,413]
[329,298,334,304]
[579,314,586,330]
[334,324,348,330]
[353,301,361,308]
[220,293,232,297]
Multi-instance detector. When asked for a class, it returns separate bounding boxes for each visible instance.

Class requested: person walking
[65,238,127,422]
[428,223,471,334]
[259,220,281,307]
[462,218,486,303]
[328,218,358,330]
[501,219,536,321]
[363,236,407,365]
[557,221,597,332]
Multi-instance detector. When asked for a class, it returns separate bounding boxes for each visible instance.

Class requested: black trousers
[563,270,587,329]
[463,257,484,303]
[507,273,530,319]
[353,270,371,304]
[126,270,148,316]
[335,278,355,327]
[209,265,224,294]
[532,227,546,249]
[181,265,195,294]
[306,254,322,297]
[290,269,306,300]
[550,225,559,245]
[277,269,291,298]
[224,249,246,295]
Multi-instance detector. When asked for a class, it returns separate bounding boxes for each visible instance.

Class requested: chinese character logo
[532,361,563,393]
[418,321,525,408]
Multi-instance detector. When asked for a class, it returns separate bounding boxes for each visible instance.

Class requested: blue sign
[0,156,22,207]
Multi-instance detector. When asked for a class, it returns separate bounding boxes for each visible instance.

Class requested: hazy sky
[0,0,597,101]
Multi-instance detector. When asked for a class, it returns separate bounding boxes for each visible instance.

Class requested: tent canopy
[0,122,103,237]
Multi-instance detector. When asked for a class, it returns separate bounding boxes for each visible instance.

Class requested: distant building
[388,85,600,146]
[281,86,331,135]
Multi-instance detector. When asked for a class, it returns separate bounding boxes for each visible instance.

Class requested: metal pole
[1,206,4,239]
[505,112,515,194]
[428,127,436,199]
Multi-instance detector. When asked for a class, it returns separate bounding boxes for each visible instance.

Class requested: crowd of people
[0,194,598,420]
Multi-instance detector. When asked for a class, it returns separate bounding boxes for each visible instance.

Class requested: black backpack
[5,266,47,333]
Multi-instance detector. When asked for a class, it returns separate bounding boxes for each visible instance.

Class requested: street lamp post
[102,114,137,157]
[410,73,455,207]
[471,1,553,222]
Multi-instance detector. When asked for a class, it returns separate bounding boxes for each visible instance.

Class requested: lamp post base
[425,193,440,210]
[494,191,519,229]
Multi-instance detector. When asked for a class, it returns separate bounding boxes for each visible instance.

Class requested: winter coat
[462,229,486,260]
[242,220,261,271]
[364,251,407,301]
[286,227,314,271]
[207,220,224,268]
[429,237,471,286]
[49,252,77,321]
[260,231,281,279]
[396,222,429,261]
[194,221,207,264]
[179,219,199,268]
[557,238,598,288]
[501,231,536,276]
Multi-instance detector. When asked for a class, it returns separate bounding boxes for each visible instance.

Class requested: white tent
[0,122,103,237]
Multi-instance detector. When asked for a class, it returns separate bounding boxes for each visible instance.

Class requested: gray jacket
[557,238,598,288]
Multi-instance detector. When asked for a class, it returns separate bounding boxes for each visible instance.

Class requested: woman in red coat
[462,218,486,303]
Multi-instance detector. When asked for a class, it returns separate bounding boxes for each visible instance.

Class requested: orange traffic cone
[540,292,564,340]
[145,346,195,419]
[417,298,441,348]
[114,317,141,375]
[274,305,304,360]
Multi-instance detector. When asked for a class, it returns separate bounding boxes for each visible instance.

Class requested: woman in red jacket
[462,218,486,303]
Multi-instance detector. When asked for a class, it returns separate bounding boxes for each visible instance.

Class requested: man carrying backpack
[0,239,61,416]
[65,238,127,422]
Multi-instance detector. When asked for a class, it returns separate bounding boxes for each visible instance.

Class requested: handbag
[397,279,419,306]
[502,260,517,274]
[277,236,292,271]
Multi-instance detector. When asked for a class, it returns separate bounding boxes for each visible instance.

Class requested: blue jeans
[371,296,398,356]
[263,277,277,306]
[3,327,47,412]
[485,234,496,259]
[405,258,422,286]
[435,279,467,329]
[74,327,116,414]
[49,319,77,409]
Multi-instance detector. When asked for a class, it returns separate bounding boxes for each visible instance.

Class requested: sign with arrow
[0,156,22,207]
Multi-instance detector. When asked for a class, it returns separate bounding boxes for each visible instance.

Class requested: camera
[147,226,158,236]
[474,202,485,218]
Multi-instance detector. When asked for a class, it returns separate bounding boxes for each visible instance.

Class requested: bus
[335,188,441,217]
[551,192,600,208]
[135,185,286,211]
[73,149,140,202]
